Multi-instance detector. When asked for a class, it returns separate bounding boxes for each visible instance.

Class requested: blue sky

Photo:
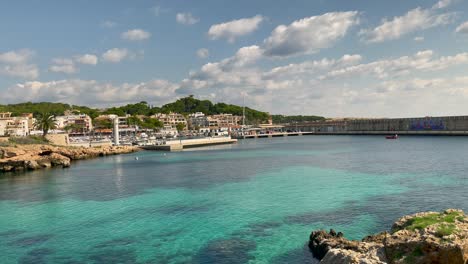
[1,0,468,117]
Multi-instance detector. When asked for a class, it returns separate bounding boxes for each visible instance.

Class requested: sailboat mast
[242,93,246,128]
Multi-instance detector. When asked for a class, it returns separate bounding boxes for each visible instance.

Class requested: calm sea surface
[0,136,467,263]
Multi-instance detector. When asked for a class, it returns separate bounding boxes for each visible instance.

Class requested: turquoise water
[0,136,467,263]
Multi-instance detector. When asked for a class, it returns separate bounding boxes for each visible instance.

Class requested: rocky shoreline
[0,144,140,172]
[309,209,468,264]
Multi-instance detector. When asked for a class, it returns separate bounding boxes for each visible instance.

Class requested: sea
[0,136,467,263]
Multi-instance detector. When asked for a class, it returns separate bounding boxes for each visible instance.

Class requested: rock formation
[0,144,140,172]
[309,209,468,264]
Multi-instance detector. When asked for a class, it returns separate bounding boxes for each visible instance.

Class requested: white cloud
[323,50,468,80]
[455,21,468,34]
[263,12,359,57]
[75,54,98,65]
[4,79,179,106]
[49,58,77,74]
[101,20,116,28]
[0,49,38,79]
[121,29,151,41]
[208,15,264,42]
[102,48,129,63]
[414,36,425,42]
[0,49,34,64]
[176,12,199,25]
[361,7,455,43]
[196,48,209,59]
[432,0,453,9]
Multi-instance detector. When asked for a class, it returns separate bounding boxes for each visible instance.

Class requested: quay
[237,115,468,139]
[141,137,237,151]
[237,130,468,139]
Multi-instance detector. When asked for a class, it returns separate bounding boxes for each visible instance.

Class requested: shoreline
[309,209,468,264]
[0,144,141,173]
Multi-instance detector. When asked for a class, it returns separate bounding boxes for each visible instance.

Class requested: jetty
[141,137,237,151]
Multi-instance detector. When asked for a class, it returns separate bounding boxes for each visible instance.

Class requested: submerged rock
[309,209,468,264]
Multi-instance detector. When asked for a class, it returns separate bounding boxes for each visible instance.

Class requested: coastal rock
[0,144,140,172]
[48,153,71,168]
[25,160,41,170]
[309,209,468,264]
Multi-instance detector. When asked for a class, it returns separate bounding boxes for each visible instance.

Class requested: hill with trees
[1,97,325,125]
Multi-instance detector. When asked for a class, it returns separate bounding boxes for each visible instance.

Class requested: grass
[7,136,49,145]
[435,223,457,237]
[401,211,463,231]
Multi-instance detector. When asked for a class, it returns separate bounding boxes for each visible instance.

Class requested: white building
[0,113,32,136]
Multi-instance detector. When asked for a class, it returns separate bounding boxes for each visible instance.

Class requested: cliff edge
[309,209,468,264]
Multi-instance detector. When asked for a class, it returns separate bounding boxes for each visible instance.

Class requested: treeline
[0,96,271,124]
[271,115,326,124]
[0,102,100,119]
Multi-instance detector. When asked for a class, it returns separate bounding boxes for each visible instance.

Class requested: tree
[176,122,186,132]
[63,123,81,133]
[34,114,57,137]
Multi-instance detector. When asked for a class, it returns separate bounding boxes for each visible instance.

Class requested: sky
[1,0,468,117]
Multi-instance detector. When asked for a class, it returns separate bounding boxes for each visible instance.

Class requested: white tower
[113,117,120,145]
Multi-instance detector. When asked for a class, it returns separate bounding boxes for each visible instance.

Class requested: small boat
[385,134,398,139]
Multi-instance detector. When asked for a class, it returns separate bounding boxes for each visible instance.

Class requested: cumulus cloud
[176,12,199,25]
[361,7,455,43]
[49,58,77,74]
[263,12,359,57]
[75,54,98,65]
[0,49,38,79]
[456,21,468,34]
[121,29,151,41]
[102,48,129,63]
[208,15,264,42]
[4,79,179,106]
[322,50,468,80]
[196,48,209,59]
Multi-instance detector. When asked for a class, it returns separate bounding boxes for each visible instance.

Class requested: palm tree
[34,114,57,137]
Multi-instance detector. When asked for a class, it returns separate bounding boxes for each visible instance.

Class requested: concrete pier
[141,137,237,151]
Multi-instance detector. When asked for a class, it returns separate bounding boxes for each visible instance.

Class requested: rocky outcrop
[0,144,140,172]
[309,209,468,264]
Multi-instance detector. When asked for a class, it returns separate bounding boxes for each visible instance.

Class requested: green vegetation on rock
[395,211,463,232]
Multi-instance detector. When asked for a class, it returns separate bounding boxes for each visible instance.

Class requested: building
[55,114,93,135]
[207,114,242,129]
[152,112,187,130]
[188,112,209,130]
[0,112,33,136]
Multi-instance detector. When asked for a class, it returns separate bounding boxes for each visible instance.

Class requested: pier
[141,137,237,151]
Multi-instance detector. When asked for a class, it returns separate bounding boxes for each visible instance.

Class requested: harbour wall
[281,115,468,135]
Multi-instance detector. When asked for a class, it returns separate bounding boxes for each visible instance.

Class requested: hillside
[1,97,325,125]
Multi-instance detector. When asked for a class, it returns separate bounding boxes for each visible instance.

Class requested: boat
[385,134,398,139]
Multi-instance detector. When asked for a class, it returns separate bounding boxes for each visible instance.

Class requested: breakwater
[282,115,468,135]
[141,137,237,151]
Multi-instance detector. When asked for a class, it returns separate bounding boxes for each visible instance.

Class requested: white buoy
[135,157,139,160]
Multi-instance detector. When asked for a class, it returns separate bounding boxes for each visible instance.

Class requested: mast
[242,93,246,130]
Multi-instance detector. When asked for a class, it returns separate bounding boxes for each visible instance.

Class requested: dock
[141,137,237,151]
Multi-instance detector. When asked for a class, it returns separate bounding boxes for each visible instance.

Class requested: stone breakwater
[0,144,140,172]
[309,209,468,264]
